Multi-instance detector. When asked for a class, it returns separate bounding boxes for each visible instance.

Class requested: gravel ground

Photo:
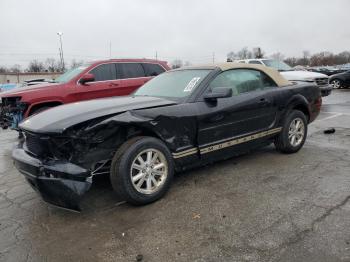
[0,89,350,262]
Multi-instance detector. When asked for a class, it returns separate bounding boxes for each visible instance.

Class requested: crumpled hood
[0,82,59,97]
[19,96,176,134]
[280,70,328,81]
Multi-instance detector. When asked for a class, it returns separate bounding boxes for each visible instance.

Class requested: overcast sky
[0,0,349,67]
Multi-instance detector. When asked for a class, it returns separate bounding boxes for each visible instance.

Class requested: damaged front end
[0,97,27,130]
[13,136,93,211]
[13,119,133,211]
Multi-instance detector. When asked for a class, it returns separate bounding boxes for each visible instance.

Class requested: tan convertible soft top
[182,62,291,87]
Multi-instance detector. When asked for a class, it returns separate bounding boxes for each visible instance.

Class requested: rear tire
[330,79,343,89]
[110,136,174,205]
[275,110,308,154]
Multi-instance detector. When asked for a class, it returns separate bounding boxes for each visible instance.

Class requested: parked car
[22,78,53,86]
[12,63,322,211]
[0,58,169,130]
[308,67,348,76]
[0,83,19,93]
[329,70,350,89]
[235,59,332,96]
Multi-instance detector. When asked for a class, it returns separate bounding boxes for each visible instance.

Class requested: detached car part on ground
[235,59,333,97]
[12,63,322,211]
[0,59,169,130]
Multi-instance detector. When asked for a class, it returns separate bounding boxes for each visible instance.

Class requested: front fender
[25,99,64,117]
[91,110,197,152]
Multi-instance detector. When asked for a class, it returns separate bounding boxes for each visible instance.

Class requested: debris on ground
[192,213,201,219]
[136,254,143,261]
[324,128,336,134]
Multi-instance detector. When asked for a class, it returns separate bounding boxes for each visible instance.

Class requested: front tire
[275,110,308,154]
[110,136,174,205]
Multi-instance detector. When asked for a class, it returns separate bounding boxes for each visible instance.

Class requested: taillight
[315,96,322,111]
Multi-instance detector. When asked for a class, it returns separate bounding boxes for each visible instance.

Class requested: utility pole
[155,51,158,60]
[58,47,63,70]
[212,52,215,64]
[57,32,65,71]
[109,41,112,58]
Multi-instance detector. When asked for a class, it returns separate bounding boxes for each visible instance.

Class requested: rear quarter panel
[274,82,321,125]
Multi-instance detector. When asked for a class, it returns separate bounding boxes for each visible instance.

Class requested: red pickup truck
[0,58,170,130]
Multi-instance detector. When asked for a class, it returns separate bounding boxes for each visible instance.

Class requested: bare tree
[270,52,285,61]
[237,47,253,59]
[284,57,298,67]
[0,66,8,73]
[28,60,45,72]
[9,64,21,73]
[70,59,85,69]
[284,50,350,67]
[45,58,60,72]
[336,52,350,64]
[226,51,236,61]
[299,50,311,66]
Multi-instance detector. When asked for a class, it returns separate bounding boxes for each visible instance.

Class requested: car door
[75,63,120,101]
[197,69,279,159]
[345,71,350,86]
[116,63,150,95]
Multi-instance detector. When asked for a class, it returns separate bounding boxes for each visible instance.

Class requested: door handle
[109,83,119,87]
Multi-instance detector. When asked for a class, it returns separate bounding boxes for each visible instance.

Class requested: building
[0,72,62,84]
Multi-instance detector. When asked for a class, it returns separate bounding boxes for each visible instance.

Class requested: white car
[235,59,332,96]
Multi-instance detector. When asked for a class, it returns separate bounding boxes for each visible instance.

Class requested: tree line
[0,58,84,73]
[227,47,350,67]
[1,49,350,74]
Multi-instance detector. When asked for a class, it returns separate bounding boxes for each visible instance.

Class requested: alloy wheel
[288,118,305,147]
[130,148,168,194]
[331,79,341,89]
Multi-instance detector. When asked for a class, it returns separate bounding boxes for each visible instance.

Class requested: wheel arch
[26,100,63,116]
[284,95,311,123]
[125,125,170,148]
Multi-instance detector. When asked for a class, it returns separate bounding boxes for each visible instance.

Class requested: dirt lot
[0,90,350,262]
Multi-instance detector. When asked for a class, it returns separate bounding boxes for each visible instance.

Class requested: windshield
[262,59,292,71]
[54,65,89,83]
[134,69,211,99]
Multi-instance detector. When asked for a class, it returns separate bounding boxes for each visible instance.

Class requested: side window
[260,71,278,88]
[208,69,277,95]
[117,63,145,79]
[90,63,116,81]
[142,63,165,76]
[248,60,263,65]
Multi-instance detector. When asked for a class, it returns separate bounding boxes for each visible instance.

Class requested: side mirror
[79,73,95,85]
[204,87,232,101]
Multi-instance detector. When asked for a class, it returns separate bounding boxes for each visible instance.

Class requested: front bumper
[12,145,92,211]
[0,104,24,130]
[319,84,333,97]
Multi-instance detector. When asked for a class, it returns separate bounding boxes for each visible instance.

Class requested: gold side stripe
[172,148,198,156]
[172,150,198,159]
[171,127,282,159]
[200,127,282,155]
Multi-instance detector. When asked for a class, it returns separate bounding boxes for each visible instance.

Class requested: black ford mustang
[12,63,322,211]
